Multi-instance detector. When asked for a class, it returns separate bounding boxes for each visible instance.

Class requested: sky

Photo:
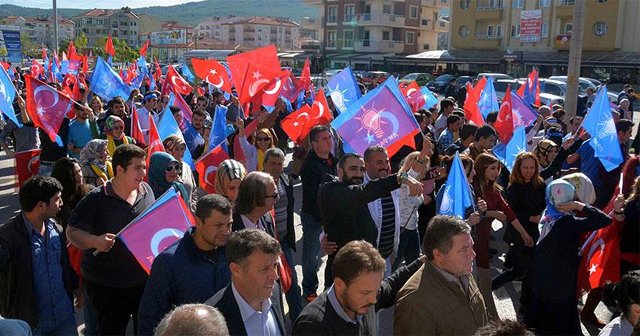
[1,0,203,9]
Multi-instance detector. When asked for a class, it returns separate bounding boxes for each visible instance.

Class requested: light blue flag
[493,126,527,173]
[437,152,475,218]
[208,104,229,154]
[421,87,439,110]
[157,96,195,169]
[89,57,132,101]
[0,65,19,127]
[137,56,149,75]
[326,66,362,114]
[478,77,500,118]
[581,86,623,171]
[181,64,195,84]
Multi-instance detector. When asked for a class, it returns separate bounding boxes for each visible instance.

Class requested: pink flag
[118,190,192,274]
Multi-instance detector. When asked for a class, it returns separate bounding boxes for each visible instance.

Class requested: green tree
[59,31,88,55]
[20,33,39,59]
[93,36,137,63]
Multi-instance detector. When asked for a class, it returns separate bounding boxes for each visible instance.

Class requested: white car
[548,76,598,94]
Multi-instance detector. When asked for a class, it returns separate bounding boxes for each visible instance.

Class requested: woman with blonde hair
[236,115,276,172]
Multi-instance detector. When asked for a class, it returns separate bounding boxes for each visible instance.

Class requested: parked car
[538,78,568,97]
[455,75,475,89]
[310,76,327,90]
[477,73,514,81]
[323,69,342,78]
[427,74,455,94]
[400,73,432,86]
[493,79,521,100]
[361,71,390,85]
[539,92,564,107]
[548,76,598,94]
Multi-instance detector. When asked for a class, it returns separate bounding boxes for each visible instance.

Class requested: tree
[59,32,88,56]
[93,36,137,63]
[20,33,39,59]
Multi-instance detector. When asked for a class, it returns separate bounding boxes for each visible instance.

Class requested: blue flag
[326,66,362,114]
[421,87,439,110]
[493,126,527,173]
[129,72,145,90]
[511,90,538,128]
[149,74,156,91]
[89,57,132,102]
[437,152,475,218]
[181,64,195,84]
[137,56,149,75]
[581,86,623,171]
[158,98,195,169]
[478,77,500,118]
[0,66,19,127]
[51,58,63,82]
[208,104,229,154]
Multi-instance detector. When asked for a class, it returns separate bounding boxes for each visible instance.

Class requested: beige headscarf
[560,173,596,205]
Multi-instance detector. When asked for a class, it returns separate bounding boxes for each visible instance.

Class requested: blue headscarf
[148,152,188,203]
[538,179,576,243]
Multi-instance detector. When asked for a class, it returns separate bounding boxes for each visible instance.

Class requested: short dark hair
[332,240,386,285]
[485,111,498,124]
[19,176,63,212]
[446,114,462,126]
[602,270,640,317]
[192,109,207,118]
[460,123,479,141]
[108,97,126,108]
[474,319,534,336]
[422,215,471,260]
[154,304,229,336]
[235,172,274,215]
[616,119,635,133]
[111,144,146,176]
[338,153,362,172]
[169,106,181,116]
[475,124,498,141]
[440,99,455,112]
[227,229,281,267]
[309,125,330,143]
[195,194,232,222]
[363,145,387,163]
[263,147,285,165]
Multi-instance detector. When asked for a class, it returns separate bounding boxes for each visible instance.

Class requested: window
[423,43,430,49]
[560,0,575,5]
[565,23,573,34]
[327,6,337,23]
[326,30,336,48]
[593,21,607,36]
[344,4,355,22]
[422,19,430,25]
[383,31,390,40]
[597,0,607,2]
[487,25,494,36]
[511,24,521,37]
[512,0,523,8]
[542,23,548,37]
[409,6,419,19]
[459,25,469,37]
[405,31,415,44]
[539,0,550,6]
[343,29,354,48]
[496,25,502,37]
[460,0,470,9]
[383,4,392,14]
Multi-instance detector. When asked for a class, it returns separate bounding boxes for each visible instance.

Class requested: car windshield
[435,74,451,81]
[403,74,418,80]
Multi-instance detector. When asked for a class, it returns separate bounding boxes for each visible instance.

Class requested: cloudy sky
[1,0,203,9]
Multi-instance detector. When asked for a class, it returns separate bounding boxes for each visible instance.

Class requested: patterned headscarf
[80,139,108,169]
[534,139,559,168]
[162,135,186,154]
[104,115,124,135]
[560,173,596,206]
[538,179,576,243]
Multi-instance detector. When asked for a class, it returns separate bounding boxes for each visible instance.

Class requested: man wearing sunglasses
[231,172,278,238]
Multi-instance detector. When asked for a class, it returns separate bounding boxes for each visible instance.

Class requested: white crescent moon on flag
[585,238,605,262]
[264,77,282,95]
[204,165,218,186]
[497,102,511,122]
[34,85,59,110]
[310,102,325,120]
[249,79,270,96]
[379,111,400,135]
[150,228,183,256]
[297,112,309,123]
[439,185,453,214]
[406,88,417,97]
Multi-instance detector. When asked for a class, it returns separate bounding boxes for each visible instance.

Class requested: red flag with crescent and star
[14,149,41,189]
[401,81,425,113]
[494,86,514,143]
[226,45,282,105]
[280,88,333,144]
[191,58,232,94]
[162,65,192,96]
[250,69,291,109]
[25,75,73,144]
[298,57,312,90]
[131,105,146,146]
[195,144,230,194]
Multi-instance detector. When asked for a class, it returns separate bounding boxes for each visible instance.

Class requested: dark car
[361,71,390,85]
[455,76,474,89]
[426,74,455,94]
[400,73,433,86]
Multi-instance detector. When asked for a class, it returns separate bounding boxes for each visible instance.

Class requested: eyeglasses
[265,193,279,199]
[166,164,181,173]
[256,137,271,142]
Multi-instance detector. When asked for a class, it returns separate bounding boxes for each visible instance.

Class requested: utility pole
[564,0,586,120]
[52,0,59,54]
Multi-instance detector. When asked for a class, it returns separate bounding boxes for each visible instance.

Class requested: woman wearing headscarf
[148,152,189,204]
[79,139,113,187]
[101,115,135,157]
[525,177,622,335]
[163,135,196,206]
[214,159,247,204]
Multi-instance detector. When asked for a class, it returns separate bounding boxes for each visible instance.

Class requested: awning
[402,49,501,64]
[182,49,239,60]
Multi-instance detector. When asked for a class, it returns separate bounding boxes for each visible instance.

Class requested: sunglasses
[166,164,181,173]
[256,137,271,142]
[265,193,279,199]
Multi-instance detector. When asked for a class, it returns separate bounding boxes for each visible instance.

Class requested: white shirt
[231,283,280,336]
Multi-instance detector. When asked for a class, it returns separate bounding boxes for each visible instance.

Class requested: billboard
[150,29,187,46]
[0,25,22,64]
[520,10,542,43]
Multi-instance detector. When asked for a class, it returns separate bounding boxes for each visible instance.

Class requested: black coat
[206,283,285,336]
[0,214,77,328]
[505,182,546,244]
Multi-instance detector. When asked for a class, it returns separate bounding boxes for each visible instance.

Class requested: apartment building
[196,16,301,50]
[74,7,140,48]
[3,16,75,48]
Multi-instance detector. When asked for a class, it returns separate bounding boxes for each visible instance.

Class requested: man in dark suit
[231,172,278,238]
[205,229,285,336]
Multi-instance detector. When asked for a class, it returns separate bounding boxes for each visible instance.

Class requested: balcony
[472,35,502,48]
[556,2,574,17]
[421,0,436,5]
[475,6,503,20]
[354,39,404,53]
[356,13,406,27]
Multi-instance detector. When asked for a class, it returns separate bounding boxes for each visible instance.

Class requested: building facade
[3,16,75,49]
[304,0,449,69]
[196,16,301,50]
[73,7,140,48]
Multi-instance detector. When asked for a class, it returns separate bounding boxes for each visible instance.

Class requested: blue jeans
[33,314,78,336]
[301,212,322,296]
[281,242,303,321]
[392,228,421,271]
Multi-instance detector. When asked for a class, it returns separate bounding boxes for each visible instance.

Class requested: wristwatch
[397,172,410,184]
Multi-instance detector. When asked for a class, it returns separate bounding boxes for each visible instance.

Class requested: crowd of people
[0,62,639,336]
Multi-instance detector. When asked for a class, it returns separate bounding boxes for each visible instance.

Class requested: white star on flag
[252,70,262,80]
[588,263,598,275]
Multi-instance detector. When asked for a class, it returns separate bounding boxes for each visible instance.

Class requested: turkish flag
[162,65,192,96]
[280,88,332,144]
[195,144,230,194]
[298,57,312,89]
[401,81,424,112]
[61,73,76,97]
[67,41,77,60]
[105,34,116,57]
[145,115,165,181]
[494,86,514,143]
[30,60,44,78]
[131,105,146,146]
[191,58,232,94]
[464,78,487,126]
[226,45,281,105]
[153,58,162,83]
[14,149,41,189]
[25,75,73,144]
[254,70,290,108]
[139,40,150,57]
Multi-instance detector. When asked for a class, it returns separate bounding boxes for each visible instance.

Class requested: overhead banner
[0,25,22,64]
[520,10,542,43]
[150,29,187,46]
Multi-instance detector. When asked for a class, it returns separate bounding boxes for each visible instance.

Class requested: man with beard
[292,240,425,335]
[317,152,423,286]
[137,194,233,335]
